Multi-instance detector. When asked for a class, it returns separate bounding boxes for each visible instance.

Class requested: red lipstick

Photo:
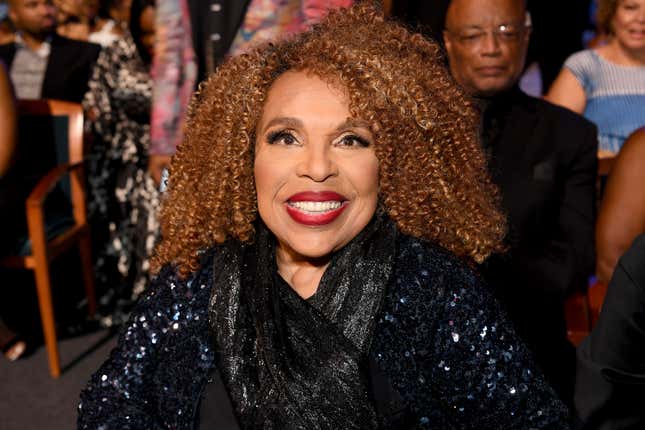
[285,191,348,226]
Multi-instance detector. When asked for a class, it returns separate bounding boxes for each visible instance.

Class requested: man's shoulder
[51,34,101,57]
[0,41,16,59]
[521,92,596,133]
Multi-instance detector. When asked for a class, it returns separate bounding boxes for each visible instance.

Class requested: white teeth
[289,201,342,213]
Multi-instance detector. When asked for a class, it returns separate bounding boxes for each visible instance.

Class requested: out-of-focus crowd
[0,0,644,427]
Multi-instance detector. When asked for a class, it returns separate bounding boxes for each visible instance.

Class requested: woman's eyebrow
[260,117,370,134]
[261,117,303,132]
[333,119,371,132]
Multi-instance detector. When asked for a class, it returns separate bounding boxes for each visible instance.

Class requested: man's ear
[523,11,532,43]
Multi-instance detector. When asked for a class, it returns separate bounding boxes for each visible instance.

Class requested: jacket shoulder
[395,234,480,288]
[0,42,16,60]
[529,94,597,133]
[52,35,101,57]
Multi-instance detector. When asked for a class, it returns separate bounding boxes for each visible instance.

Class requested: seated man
[442,0,597,405]
[0,0,100,102]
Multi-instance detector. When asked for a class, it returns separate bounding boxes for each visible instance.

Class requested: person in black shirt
[443,0,598,406]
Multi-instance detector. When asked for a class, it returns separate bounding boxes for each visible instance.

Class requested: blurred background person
[595,127,645,284]
[0,59,26,362]
[87,0,125,46]
[55,0,128,45]
[391,0,594,94]
[53,0,88,39]
[575,234,645,429]
[147,0,353,188]
[545,0,645,154]
[442,0,598,406]
[0,60,14,178]
[0,1,16,44]
[0,0,100,102]
[83,0,157,325]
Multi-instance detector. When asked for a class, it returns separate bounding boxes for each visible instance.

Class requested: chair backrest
[17,99,84,162]
[15,99,84,200]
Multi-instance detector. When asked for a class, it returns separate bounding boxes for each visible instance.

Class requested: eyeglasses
[445,11,533,49]
[445,22,530,47]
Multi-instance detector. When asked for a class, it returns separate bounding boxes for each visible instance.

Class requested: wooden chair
[0,99,96,378]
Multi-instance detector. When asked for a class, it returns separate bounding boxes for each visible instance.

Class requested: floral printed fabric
[230,0,353,55]
[149,0,197,156]
[84,34,160,315]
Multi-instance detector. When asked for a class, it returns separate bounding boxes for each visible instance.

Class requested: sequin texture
[78,235,570,429]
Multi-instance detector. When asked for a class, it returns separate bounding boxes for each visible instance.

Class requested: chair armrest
[26,161,83,208]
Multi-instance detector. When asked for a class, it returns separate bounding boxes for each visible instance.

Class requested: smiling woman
[545,0,645,153]
[254,71,379,298]
[79,4,570,429]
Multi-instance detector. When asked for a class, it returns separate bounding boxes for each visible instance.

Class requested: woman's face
[612,0,645,51]
[138,5,155,58]
[254,71,379,262]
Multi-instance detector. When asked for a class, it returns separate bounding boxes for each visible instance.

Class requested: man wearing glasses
[442,0,598,409]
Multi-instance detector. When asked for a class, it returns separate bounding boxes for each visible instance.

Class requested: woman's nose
[296,145,338,182]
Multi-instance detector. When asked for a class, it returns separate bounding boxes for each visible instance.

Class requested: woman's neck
[276,246,330,299]
[602,38,645,66]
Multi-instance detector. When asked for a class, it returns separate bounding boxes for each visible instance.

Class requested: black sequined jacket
[78,234,570,429]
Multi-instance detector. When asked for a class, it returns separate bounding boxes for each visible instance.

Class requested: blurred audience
[0,59,15,177]
[0,14,15,43]
[0,0,100,102]
[55,0,127,46]
[83,0,157,323]
[87,0,124,46]
[0,59,27,362]
[595,127,645,284]
[525,0,593,92]
[545,0,645,154]
[54,0,89,39]
[575,234,645,429]
[148,0,353,186]
[391,0,593,93]
[442,0,597,405]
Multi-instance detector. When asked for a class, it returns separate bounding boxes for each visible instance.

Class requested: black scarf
[208,213,398,429]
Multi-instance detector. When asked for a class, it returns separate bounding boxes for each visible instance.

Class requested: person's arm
[78,263,213,428]
[596,128,645,283]
[0,61,16,177]
[82,46,116,144]
[416,254,571,428]
[544,68,587,114]
[575,234,645,429]
[149,0,196,185]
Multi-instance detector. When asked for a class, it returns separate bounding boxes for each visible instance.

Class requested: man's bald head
[443,0,530,97]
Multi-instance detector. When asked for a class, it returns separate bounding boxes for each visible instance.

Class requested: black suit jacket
[186,0,252,83]
[0,34,100,103]
[480,88,598,404]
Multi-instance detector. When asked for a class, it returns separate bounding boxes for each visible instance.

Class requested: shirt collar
[14,32,52,58]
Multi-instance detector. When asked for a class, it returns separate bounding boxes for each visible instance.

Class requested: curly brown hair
[152,3,506,276]
[597,0,619,35]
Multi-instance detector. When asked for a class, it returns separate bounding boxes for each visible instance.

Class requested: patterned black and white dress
[84,33,160,322]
